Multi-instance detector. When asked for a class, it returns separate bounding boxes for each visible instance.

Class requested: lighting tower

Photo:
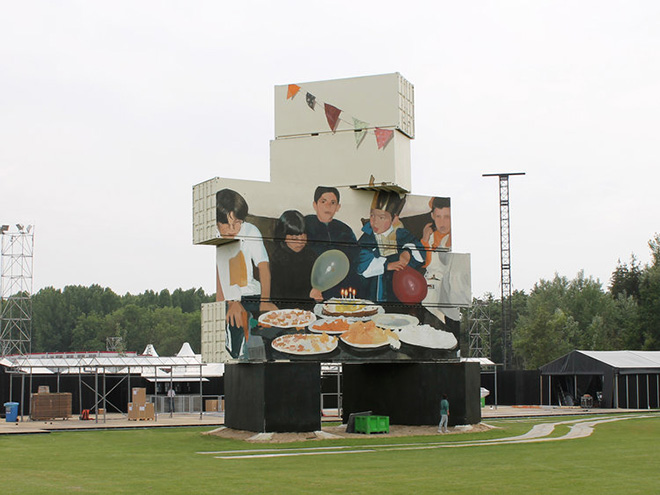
[482,173,524,369]
[0,224,34,357]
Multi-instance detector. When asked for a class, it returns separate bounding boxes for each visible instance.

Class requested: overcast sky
[2,1,659,299]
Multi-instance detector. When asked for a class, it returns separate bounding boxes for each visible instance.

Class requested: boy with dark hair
[304,186,359,298]
[215,188,277,359]
[421,197,451,266]
[270,210,322,306]
[357,190,424,302]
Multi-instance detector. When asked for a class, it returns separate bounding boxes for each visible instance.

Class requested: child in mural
[357,190,425,303]
[420,197,465,322]
[304,186,360,298]
[270,210,323,307]
[215,188,278,359]
[421,197,452,259]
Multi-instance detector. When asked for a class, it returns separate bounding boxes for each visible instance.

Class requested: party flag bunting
[324,103,342,132]
[287,84,301,99]
[375,127,394,150]
[306,92,316,110]
[353,118,369,148]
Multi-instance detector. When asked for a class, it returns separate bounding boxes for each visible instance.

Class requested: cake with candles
[321,288,379,318]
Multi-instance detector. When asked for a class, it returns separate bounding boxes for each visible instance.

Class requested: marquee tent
[539,350,660,409]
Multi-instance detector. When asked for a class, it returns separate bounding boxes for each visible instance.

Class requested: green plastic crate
[354,415,389,434]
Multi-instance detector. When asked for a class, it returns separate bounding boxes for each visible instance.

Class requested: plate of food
[258,309,316,329]
[397,325,458,349]
[371,313,419,329]
[308,317,353,335]
[339,320,401,349]
[315,298,383,319]
[271,333,338,355]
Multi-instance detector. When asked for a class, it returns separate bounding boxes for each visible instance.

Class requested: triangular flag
[353,118,369,148]
[287,84,301,100]
[306,92,316,110]
[375,127,394,150]
[324,103,342,132]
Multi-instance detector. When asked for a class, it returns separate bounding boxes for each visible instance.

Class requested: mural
[215,186,470,363]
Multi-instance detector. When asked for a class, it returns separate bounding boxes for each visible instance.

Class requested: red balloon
[392,266,428,303]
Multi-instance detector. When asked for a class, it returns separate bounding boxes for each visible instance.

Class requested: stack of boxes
[30,389,72,420]
[127,387,155,421]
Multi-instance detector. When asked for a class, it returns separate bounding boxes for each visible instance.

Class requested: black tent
[539,350,660,409]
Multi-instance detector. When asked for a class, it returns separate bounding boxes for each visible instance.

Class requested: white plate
[371,313,419,329]
[258,309,316,328]
[339,325,401,350]
[271,334,338,355]
[339,336,390,349]
[397,325,458,349]
[308,317,354,335]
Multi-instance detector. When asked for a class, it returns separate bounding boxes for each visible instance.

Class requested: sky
[1,1,659,299]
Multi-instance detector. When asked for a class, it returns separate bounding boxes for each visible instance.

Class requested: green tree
[609,255,642,300]
[512,272,615,367]
[513,307,578,369]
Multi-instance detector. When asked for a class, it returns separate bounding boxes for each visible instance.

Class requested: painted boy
[357,190,424,302]
[215,188,277,359]
[421,197,452,268]
[304,186,359,298]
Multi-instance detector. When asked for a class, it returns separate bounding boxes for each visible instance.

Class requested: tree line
[470,234,660,369]
[29,286,214,356]
[11,234,660,365]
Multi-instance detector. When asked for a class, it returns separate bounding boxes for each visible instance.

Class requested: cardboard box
[127,402,139,420]
[30,393,72,420]
[38,385,50,394]
[132,387,147,405]
[144,402,155,420]
[205,400,218,412]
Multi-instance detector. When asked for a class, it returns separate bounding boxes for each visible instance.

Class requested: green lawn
[1,414,658,494]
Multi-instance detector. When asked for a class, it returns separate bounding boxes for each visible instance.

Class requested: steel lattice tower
[468,301,492,359]
[483,173,524,369]
[1,224,34,357]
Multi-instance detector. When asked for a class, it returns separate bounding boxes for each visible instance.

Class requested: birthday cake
[321,298,379,318]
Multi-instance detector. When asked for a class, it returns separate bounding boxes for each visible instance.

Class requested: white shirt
[216,222,269,301]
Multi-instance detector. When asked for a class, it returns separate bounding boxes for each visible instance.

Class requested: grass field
[1,413,658,494]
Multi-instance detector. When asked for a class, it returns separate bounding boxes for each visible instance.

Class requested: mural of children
[421,197,451,264]
[270,210,323,307]
[304,186,359,297]
[357,190,425,302]
[215,189,278,359]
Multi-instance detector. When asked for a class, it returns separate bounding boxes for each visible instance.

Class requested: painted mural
[215,185,470,363]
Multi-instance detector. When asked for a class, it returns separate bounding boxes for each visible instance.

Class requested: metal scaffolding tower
[1,224,34,357]
[483,173,524,369]
[468,301,492,359]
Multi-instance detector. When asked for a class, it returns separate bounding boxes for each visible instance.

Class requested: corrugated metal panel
[192,178,220,245]
[201,301,230,364]
[398,73,415,138]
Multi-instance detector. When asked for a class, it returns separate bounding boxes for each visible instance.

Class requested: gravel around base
[204,423,492,443]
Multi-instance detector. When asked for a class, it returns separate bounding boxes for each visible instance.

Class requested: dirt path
[200,413,659,459]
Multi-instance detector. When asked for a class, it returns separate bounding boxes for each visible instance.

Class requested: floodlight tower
[483,173,524,369]
[0,224,35,357]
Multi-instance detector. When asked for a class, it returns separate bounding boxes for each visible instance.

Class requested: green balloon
[311,250,350,291]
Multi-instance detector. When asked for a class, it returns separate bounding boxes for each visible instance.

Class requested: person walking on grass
[439,394,449,433]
